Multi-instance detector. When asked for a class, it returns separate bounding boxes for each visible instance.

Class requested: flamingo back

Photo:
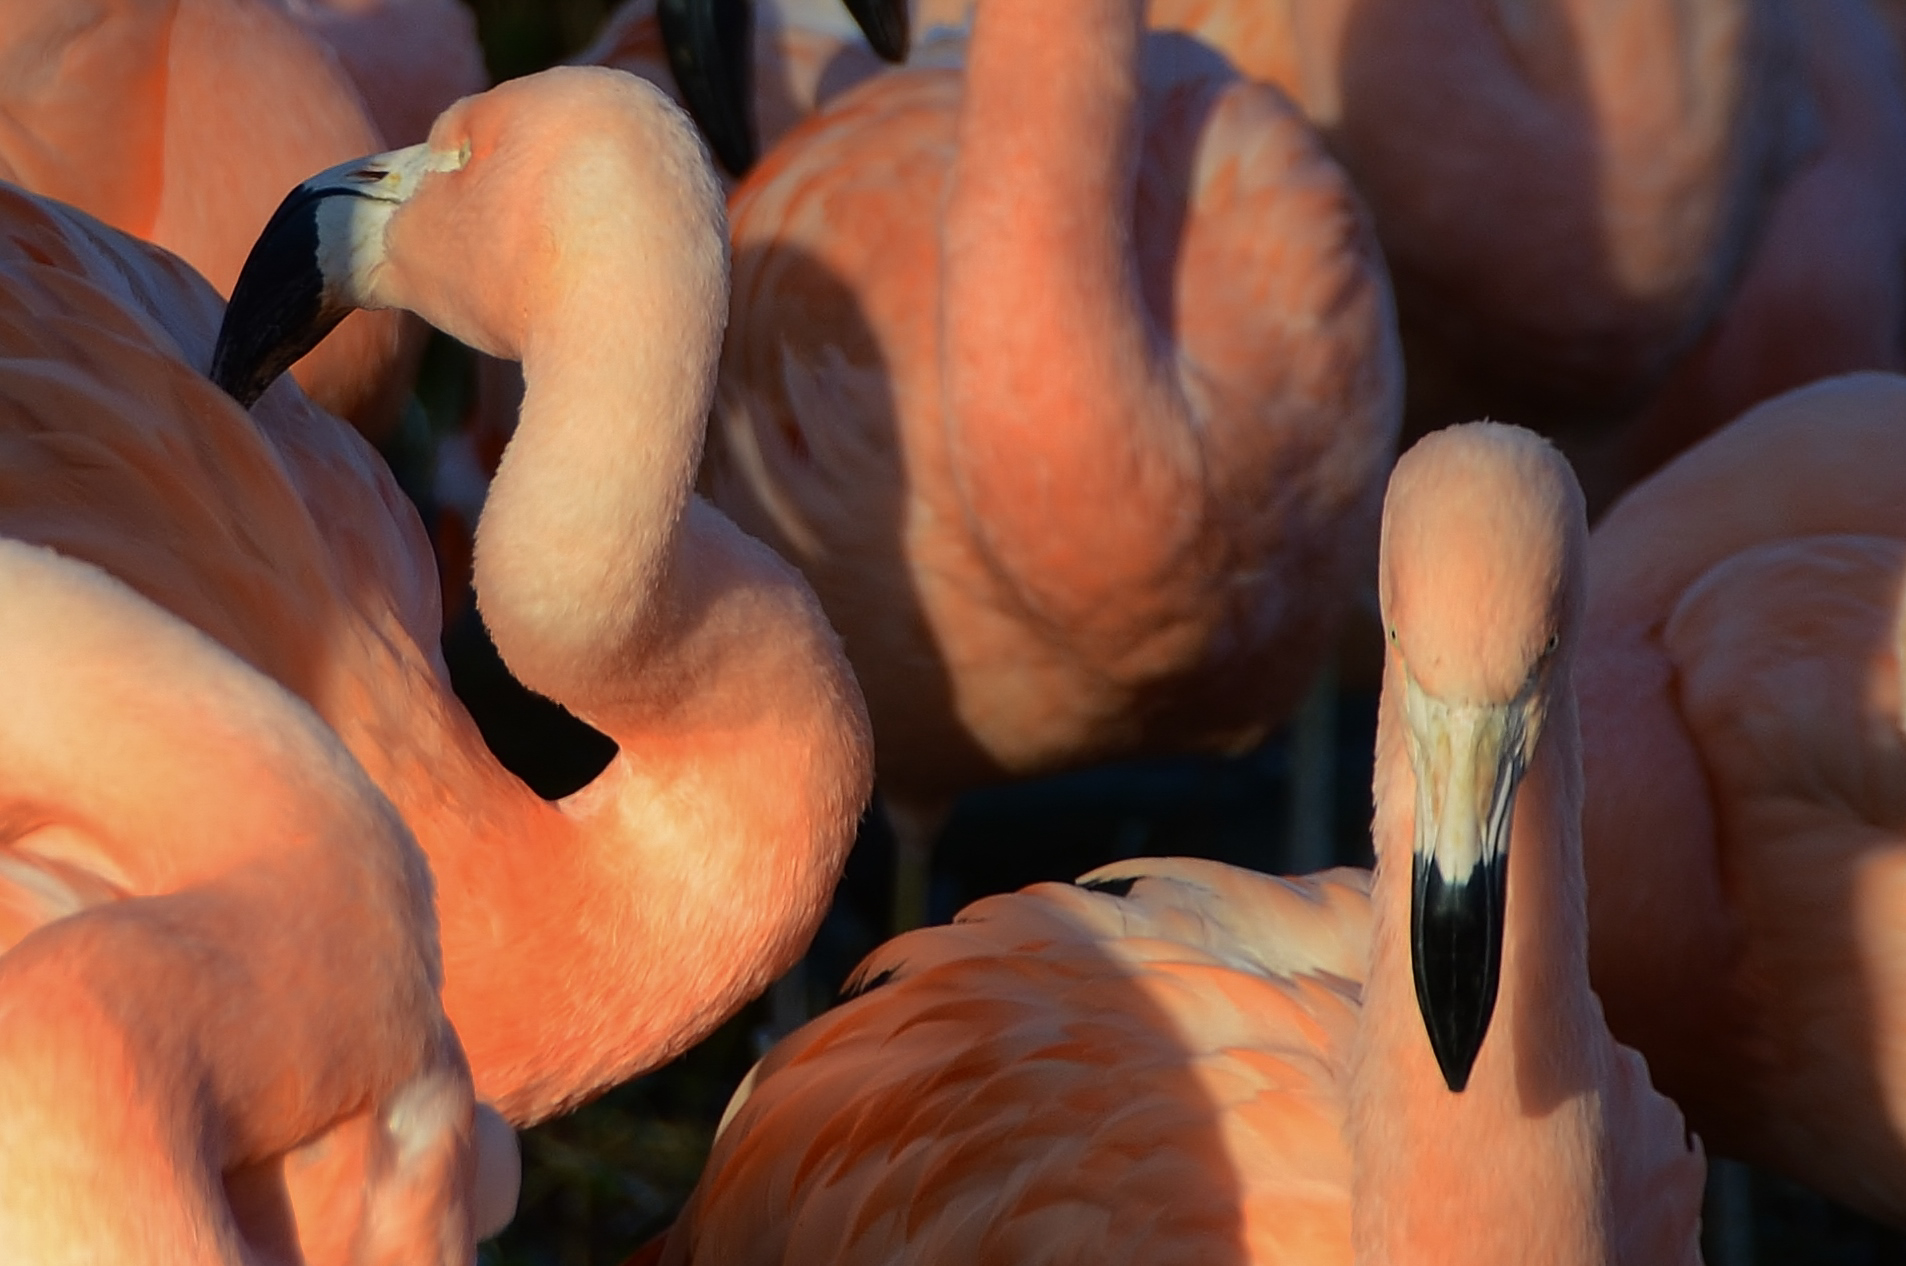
[658,860,1372,1266]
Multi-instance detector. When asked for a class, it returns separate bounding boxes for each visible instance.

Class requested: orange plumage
[697,0,1400,924]
[1581,371,1906,1225]
[0,0,486,438]
[0,68,872,1131]
[639,424,1705,1265]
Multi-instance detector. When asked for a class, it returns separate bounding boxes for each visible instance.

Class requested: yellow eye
[1388,626,1399,644]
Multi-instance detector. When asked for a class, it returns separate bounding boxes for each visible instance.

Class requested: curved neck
[1346,657,1611,1262]
[473,232,718,708]
[405,184,872,1124]
[939,0,1201,654]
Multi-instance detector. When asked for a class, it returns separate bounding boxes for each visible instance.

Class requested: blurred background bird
[588,0,1820,511]
[1580,372,1906,1228]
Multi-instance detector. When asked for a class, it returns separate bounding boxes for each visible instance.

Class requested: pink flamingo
[0,0,485,439]
[1615,0,1906,492]
[0,64,872,1130]
[679,0,1401,927]
[0,538,516,1261]
[1581,370,1906,1225]
[204,67,876,1124]
[631,423,1704,1265]
[658,0,1811,514]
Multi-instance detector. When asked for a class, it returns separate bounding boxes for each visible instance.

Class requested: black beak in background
[844,0,910,62]
[660,0,758,177]
[661,0,912,178]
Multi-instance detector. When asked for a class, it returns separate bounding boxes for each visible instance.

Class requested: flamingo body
[0,0,485,438]
[1151,0,1797,408]
[0,65,872,1130]
[1616,0,1906,489]
[0,536,511,1262]
[1581,371,1906,1224]
[702,0,1400,813]
[663,864,1372,1264]
[643,424,1703,1265]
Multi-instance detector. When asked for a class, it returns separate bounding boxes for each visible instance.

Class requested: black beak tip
[208,337,271,410]
[1429,1025,1481,1094]
[843,0,909,62]
[1411,851,1507,1096]
[209,184,349,410]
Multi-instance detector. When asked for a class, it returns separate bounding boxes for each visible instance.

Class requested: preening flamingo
[1579,371,1906,1226]
[0,540,516,1262]
[684,0,1400,926]
[0,0,485,439]
[208,66,875,1124]
[0,63,870,1128]
[635,423,1703,1265]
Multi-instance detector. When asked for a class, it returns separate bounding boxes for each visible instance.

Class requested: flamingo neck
[940,0,1205,657]
[1346,662,1613,1263]
[472,231,719,712]
[409,183,872,1123]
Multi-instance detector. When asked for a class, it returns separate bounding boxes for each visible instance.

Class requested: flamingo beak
[660,0,909,178]
[210,143,461,408]
[844,0,910,62]
[1401,679,1530,1093]
[658,0,757,178]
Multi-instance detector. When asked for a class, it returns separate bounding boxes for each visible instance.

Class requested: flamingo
[282,0,490,152]
[1613,0,1906,492]
[1578,371,1906,1226]
[0,0,485,440]
[677,0,1400,927]
[662,0,1796,460]
[630,423,1703,1265]
[205,67,876,1123]
[0,540,517,1261]
[1159,0,1799,436]
[0,63,871,1130]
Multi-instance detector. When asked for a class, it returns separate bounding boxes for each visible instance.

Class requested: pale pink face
[213,67,726,404]
[1375,421,1586,1092]
[1379,422,1583,707]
